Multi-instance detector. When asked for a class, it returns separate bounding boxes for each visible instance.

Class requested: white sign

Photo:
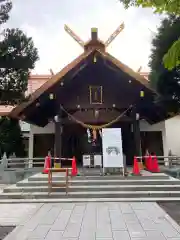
[94,155,102,167]
[82,155,91,167]
[102,128,123,168]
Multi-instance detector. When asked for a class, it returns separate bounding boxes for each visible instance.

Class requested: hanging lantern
[140,90,144,97]
[93,55,97,63]
[49,93,54,100]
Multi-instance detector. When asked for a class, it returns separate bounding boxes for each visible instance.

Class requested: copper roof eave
[9,49,94,119]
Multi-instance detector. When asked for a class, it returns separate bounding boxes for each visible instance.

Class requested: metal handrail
[4,155,180,169]
[136,155,180,167]
[0,157,74,169]
[136,156,180,159]
[0,157,73,162]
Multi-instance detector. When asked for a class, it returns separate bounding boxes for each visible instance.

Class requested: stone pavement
[0,203,42,226]
[2,202,180,240]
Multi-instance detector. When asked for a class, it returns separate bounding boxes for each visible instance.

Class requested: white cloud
[8,0,162,74]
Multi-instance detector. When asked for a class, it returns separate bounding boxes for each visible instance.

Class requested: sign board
[94,155,102,167]
[82,155,91,167]
[102,128,123,168]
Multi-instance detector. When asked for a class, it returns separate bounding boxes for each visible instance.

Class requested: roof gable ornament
[137,66,142,73]
[64,23,125,52]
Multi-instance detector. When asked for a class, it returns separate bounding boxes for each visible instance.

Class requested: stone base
[104,168,124,175]
[0,169,41,184]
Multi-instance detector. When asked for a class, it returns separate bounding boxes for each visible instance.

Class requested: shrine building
[6,25,180,165]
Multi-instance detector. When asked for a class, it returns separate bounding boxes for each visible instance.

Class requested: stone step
[1,191,180,199]
[18,179,180,187]
[4,184,180,193]
[28,175,170,181]
[2,197,180,203]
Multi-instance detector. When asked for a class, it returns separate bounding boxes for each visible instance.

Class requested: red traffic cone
[145,156,149,169]
[133,156,140,175]
[151,155,155,172]
[145,155,150,170]
[152,155,160,173]
[71,156,78,176]
[146,155,153,172]
[42,156,51,174]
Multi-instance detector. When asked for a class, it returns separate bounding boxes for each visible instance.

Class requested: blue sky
[6,0,163,74]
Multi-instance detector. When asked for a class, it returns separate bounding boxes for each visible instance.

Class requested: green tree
[0,118,25,157]
[0,0,39,157]
[0,0,12,24]
[149,15,180,112]
[119,0,180,70]
[0,4,38,104]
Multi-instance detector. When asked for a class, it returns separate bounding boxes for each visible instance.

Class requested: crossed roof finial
[64,22,125,51]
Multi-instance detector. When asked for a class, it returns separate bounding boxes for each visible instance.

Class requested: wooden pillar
[54,111,62,166]
[132,109,142,157]
[55,121,62,158]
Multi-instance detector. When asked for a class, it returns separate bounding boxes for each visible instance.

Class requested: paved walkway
[2,202,180,240]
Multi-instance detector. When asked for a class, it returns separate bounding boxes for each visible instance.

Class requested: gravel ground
[158,201,180,225]
[0,226,15,239]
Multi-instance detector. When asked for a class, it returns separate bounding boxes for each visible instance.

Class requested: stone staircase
[1,170,180,202]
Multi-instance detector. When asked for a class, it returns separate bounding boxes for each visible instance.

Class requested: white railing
[136,155,180,167]
[2,155,180,170]
[0,157,73,169]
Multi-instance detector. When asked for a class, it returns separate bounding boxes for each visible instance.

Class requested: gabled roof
[9,48,155,119]
[101,51,151,88]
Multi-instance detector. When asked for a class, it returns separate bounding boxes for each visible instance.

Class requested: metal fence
[1,155,180,170]
[136,155,180,168]
[0,157,73,169]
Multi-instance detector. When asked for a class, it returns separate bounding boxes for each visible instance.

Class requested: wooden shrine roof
[9,48,155,120]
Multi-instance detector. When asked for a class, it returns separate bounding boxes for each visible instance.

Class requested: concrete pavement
[1,202,180,239]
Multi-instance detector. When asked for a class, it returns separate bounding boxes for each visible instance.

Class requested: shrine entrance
[9,24,168,165]
[62,124,102,166]
[61,121,134,166]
